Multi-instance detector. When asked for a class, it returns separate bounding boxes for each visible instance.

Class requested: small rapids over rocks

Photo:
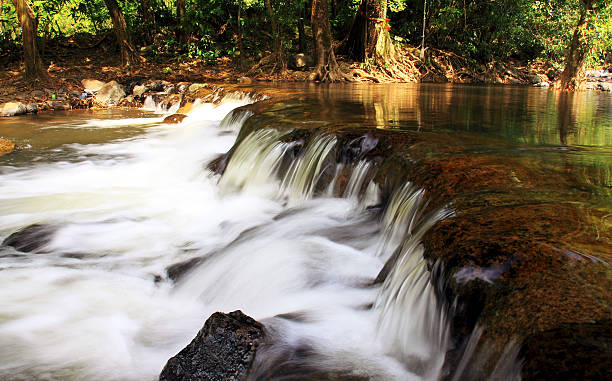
[0,90,527,380]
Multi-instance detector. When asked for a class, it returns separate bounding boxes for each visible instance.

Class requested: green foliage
[0,0,610,70]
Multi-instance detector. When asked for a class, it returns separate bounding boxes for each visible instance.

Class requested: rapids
[0,93,450,380]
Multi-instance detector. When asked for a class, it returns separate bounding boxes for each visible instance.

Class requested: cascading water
[0,93,453,380]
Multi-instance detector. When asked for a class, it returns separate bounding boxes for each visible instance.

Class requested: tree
[11,0,47,80]
[344,0,395,63]
[103,0,141,67]
[310,0,348,81]
[559,0,594,90]
[176,0,186,44]
[141,0,155,45]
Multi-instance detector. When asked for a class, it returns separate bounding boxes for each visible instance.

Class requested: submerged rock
[0,138,15,156]
[0,102,27,117]
[159,310,265,381]
[2,224,58,253]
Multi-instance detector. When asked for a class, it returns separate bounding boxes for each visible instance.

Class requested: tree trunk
[420,0,427,58]
[176,0,185,44]
[141,0,155,45]
[344,0,394,63]
[11,0,47,80]
[264,0,279,55]
[559,0,593,90]
[103,0,141,67]
[310,0,347,81]
[236,0,244,69]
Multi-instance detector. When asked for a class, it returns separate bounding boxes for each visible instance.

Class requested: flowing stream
[0,92,449,380]
[1,83,610,381]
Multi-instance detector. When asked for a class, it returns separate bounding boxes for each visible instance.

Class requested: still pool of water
[0,83,610,380]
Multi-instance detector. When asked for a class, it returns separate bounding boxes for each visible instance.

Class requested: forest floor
[0,38,603,107]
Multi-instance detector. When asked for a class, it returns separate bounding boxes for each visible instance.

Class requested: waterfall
[280,134,337,204]
[374,185,455,379]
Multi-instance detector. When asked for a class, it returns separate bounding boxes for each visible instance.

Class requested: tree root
[247,52,286,77]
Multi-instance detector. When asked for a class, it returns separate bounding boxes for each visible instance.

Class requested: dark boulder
[159,310,265,381]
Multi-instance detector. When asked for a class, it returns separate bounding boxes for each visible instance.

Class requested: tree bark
[103,0,141,67]
[176,0,186,44]
[344,0,394,63]
[310,0,347,81]
[141,0,155,45]
[559,0,593,90]
[11,0,47,80]
[264,0,280,55]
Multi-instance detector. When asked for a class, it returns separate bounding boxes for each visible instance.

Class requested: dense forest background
[1,0,611,87]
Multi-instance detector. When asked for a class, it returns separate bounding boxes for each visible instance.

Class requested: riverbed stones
[94,81,126,106]
[0,102,27,117]
[0,138,15,156]
[159,310,265,381]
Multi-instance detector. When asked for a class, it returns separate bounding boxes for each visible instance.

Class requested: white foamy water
[0,94,448,380]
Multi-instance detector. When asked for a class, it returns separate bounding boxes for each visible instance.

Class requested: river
[0,83,610,380]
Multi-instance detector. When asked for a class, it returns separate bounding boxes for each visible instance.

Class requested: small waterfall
[280,134,337,203]
[142,95,181,114]
[219,109,254,131]
[218,129,291,194]
[374,184,455,379]
[343,160,375,199]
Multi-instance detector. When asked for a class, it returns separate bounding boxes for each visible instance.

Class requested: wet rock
[133,84,148,98]
[94,80,126,106]
[177,102,194,115]
[0,138,15,156]
[81,79,106,93]
[237,76,252,84]
[1,102,27,117]
[206,154,229,175]
[47,101,71,111]
[1,224,58,253]
[159,310,265,381]
[159,94,183,111]
[163,114,188,124]
[25,103,37,113]
[521,320,612,380]
[165,257,205,282]
[188,83,209,93]
[119,95,139,107]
